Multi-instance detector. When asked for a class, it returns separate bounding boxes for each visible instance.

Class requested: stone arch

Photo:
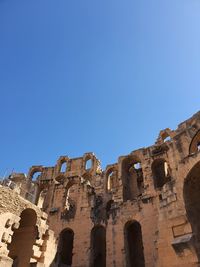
[83,153,94,171]
[60,162,68,173]
[65,180,77,200]
[61,180,78,220]
[124,220,145,267]
[56,228,74,266]
[28,166,43,181]
[189,130,200,154]
[86,158,92,170]
[122,156,144,201]
[82,172,92,185]
[160,129,172,142]
[183,161,200,261]
[33,181,49,208]
[90,225,106,267]
[8,208,38,266]
[57,156,70,173]
[56,156,70,174]
[151,158,171,189]
[37,188,47,209]
[106,166,118,192]
[55,174,66,184]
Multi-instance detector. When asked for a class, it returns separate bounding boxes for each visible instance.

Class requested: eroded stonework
[1,111,200,267]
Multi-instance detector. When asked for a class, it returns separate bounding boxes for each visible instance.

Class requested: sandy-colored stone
[1,111,200,266]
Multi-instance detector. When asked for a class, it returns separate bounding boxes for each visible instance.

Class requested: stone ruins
[1,111,200,267]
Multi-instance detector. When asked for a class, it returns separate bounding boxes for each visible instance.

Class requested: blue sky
[0,0,200,176]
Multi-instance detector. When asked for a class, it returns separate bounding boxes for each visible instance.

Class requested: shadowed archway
[184,161,200,261]
[90,225,106,267]
[57,228,74,266]
[124,220,145,267]
[8,208,38,267]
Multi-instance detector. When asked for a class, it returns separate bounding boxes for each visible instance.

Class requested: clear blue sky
[0,0,200,176]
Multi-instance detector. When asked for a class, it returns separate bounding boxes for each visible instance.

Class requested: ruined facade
[1,111,200,266]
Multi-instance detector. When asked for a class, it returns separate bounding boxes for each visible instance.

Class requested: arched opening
[32,171,42,181]
[107,171,114,191]
[90,225,106,267]
[122,157,144,201]
[85,158,92,170]
[55,174,66,184]
[28,167,43,181]
[161,132,171,143]
[8,209,38,266]
[184,161,200,261]
[189,130,200,154]
[37,189,47,209]
[151,159,170,189]
[82,173,92,185]
[163,135,171,142]
[124,221,145,267]
[57,228,74,266]
[33,184,46,208]
[107,168,117,192]
[61,182,77,220]
[60,161,68,173]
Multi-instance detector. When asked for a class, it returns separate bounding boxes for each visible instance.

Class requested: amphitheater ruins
[1,111,200,267]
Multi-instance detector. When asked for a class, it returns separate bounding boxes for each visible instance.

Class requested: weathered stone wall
[0,186,56,267]
[1,111,200,266]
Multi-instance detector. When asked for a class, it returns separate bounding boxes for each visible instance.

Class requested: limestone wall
[1,111,200,266]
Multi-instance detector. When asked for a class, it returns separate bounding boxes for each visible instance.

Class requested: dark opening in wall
[184,161,200,261]
[122,157,144,201]
[124,221,145,267]
[8,209,38,266]
[151,159,170,189]
[58,228,74,266]
[189,130,200,154]
[90,225,106,267]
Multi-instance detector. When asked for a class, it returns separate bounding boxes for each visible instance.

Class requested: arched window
[159,129,172,143]
[189,130,200,154]
[107,171,114,191]
[124,221,145,267]
[151,159,170,189]
[90,226,106,267]
[85,158,92,170]
[106,168,117,192]
[56,156,70,175]
[60,161,68,173]
[122,157,144,201]
[8,209,38,266]
[28,166,43,181]
[184,161,200,261]
[163,135,171,142]
[32,171,42,181]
